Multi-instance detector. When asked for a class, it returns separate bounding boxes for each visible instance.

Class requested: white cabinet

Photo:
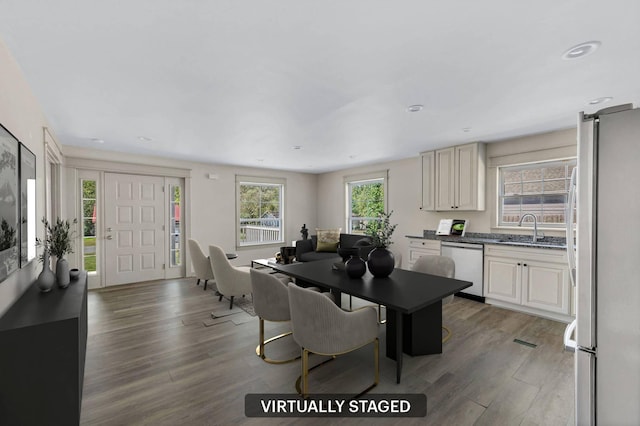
[484,244,572,320]
[420,151,435,211]
[422,142,486,211]
[407,238,441,270]
[485,256,521,304]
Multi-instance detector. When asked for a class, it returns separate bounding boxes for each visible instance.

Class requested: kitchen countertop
[406,230,567,250]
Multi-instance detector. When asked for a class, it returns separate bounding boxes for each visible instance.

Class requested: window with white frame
[345,171,387,234]
[236,176,285,247]
[498,158,576,227]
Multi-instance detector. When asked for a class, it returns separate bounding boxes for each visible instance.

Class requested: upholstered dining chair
[411,254,456,342]
[188,239,215,290]
[288,283,379,397]
[209,245,252,309]
[250,268,298,364]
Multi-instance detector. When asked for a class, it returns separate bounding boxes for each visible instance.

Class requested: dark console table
[0,272,88,425]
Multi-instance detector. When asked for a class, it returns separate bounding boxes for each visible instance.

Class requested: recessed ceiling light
[91,138,104,144]
[292,145,302,150]
[407,105,423,113]
[562,41,601,60]
[589,96,613,105]
[462,127,472,133]
[137,136,153,142]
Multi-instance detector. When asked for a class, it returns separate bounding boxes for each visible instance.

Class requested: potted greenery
[43,217,77,288]
[365,211,398,278]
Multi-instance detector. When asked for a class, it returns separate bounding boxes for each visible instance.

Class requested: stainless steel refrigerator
[564,104,640,425]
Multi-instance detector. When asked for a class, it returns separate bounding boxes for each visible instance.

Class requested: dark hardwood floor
[81,277,574,425]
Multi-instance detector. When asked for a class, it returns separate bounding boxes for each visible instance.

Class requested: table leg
[385,308,404,383]
[333,290,342,309]
[395,310,403,384]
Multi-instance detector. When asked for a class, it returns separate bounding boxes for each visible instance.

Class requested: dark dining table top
[270,259,472,314]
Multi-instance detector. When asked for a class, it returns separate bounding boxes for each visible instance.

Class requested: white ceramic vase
[36,251,56,293]
[56,257,71,288]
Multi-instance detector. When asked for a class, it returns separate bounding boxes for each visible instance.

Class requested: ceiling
[1,1,639,173]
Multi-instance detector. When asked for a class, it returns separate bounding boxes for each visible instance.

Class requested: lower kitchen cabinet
[407,238,441,269]
[484,244,572,321]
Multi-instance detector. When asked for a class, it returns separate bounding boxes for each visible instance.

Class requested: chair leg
[218,294,223,302]
[374,337,380,385]
[378,304,386,324]
[442,325,452,343]
[301,348,309,398]
[256,318,299,364]
[196,278,201,286]
[229,296,234,309]
[203,279,208,291]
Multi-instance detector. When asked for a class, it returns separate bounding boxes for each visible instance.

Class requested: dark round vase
[367,247,395,278]
[345,255,366,278]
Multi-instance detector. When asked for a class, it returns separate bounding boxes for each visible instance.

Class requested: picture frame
[0,124,20,282]
[20,143,36,266]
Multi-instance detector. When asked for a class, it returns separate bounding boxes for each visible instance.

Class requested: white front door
[104,173,165,286]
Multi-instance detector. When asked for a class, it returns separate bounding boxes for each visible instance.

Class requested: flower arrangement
[365,211,397,248]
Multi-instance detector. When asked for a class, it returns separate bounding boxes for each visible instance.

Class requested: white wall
[317,128,577,267]
[0,40,62,316]
[62,146,318,277]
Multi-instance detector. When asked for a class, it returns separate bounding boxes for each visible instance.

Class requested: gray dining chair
[188,239,215,290]
[411,254,455,342]
[209,244,252,309]
[250,268,299,364]
[288,283,379,397]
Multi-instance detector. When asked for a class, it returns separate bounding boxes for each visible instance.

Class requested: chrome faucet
[518,213,543,242]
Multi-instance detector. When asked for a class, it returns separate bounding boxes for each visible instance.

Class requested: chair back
[394,251,403,268]
[250,269,291,321]
[411,255,456,303]
[188,239,214,280]
[288,283,362,354]
[209,245,238,295]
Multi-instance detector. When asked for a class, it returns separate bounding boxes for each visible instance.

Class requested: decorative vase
[345,255,366,278]
[56,257,71,288]
[367,247,395,278]
[36,252,56,293]
[69,268,80,280]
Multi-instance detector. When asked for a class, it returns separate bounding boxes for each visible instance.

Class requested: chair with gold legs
[287,283,379,397]
[250,268,300,364]
[411,255,455,343]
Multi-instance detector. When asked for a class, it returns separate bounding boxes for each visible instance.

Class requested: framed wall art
[20,143,36,265]
[0,124,20,282]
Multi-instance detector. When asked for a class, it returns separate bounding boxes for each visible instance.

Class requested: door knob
[106,227,113,232]
[106,235,113,240]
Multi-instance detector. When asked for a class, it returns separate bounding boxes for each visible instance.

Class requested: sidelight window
[81,179,97,272]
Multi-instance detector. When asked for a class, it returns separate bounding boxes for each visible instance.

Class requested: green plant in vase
[43,217,77,288]
[365,211,398,278]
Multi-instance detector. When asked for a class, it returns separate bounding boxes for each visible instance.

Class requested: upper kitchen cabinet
[420,151,436,211]
[423,142,486,211]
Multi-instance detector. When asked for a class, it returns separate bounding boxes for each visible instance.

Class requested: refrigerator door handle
[566,167,577,286]
[563,319,577,352]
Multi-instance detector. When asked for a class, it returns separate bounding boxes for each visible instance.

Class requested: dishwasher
[440,241,484,302]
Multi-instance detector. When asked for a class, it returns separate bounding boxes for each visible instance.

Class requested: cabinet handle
[451,206,454,209]
[523,263,528,267]
[517,262,521,266]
